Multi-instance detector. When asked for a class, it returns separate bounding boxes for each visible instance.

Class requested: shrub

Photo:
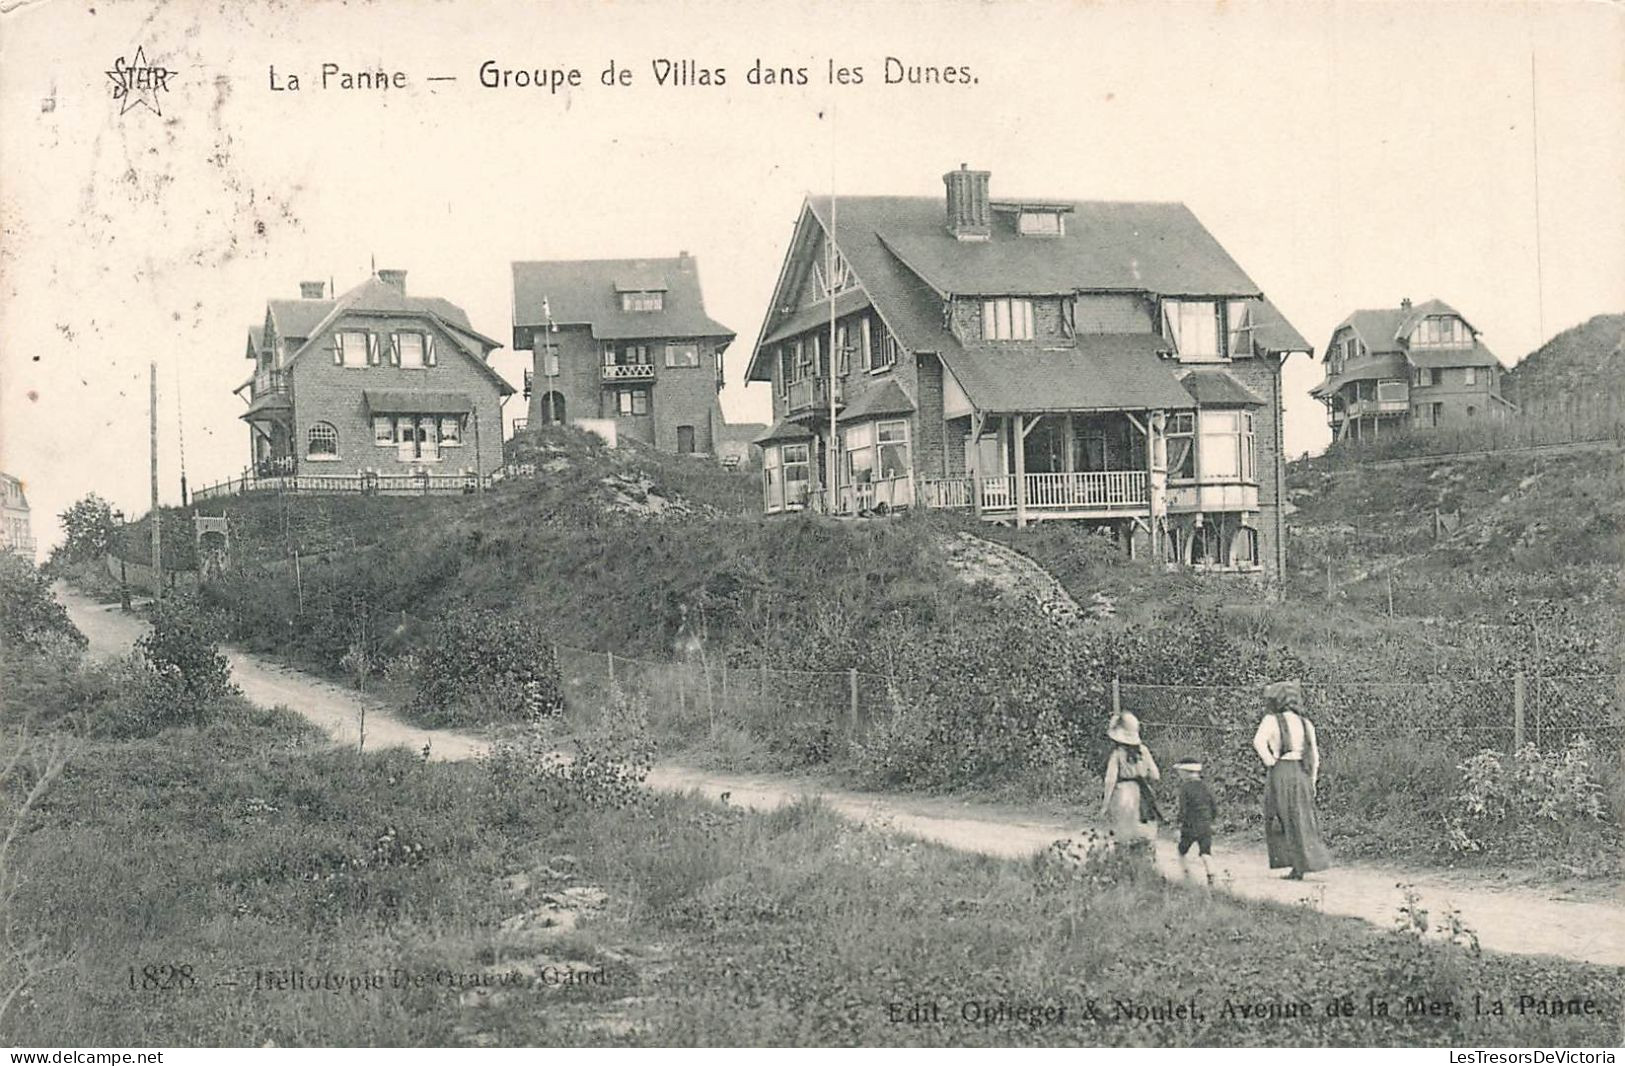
[0,555,86,655]
[49,494,117,568]
[484,681,653,817]
[127,593,235,732]
[409,606,564,727]
[1445,738,1612,863]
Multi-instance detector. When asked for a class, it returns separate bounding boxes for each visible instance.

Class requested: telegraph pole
[150,362,162,603]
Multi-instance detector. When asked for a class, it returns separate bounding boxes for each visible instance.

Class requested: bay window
[842,419,911,486]
[1167,412,1196,480]
[1411,316,1471,348]
[763,443,812,514]
[1197,410,1255,482]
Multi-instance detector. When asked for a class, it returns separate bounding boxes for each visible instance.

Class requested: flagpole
[826,106,839,515]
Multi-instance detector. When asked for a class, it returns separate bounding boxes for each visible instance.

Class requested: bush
[409,606,564,727]
[484,681,653,818]
[0,555,86,655]
[127,593,235,732]
[1445,738,1614,864]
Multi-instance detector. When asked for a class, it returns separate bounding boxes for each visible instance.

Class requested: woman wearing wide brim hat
[1253,679,1332,879]
[1100,710,1161,840]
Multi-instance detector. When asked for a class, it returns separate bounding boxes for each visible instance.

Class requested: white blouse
[1253,710,1320,777]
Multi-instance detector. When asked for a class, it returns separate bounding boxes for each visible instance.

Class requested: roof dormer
[616,279,667,313]
[990,199,1074,237]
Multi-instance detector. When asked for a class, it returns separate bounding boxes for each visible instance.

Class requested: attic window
[813,248,854,300]
[1411,316,1470,348]
[621,291,664,313]
[1017,212,1063,237]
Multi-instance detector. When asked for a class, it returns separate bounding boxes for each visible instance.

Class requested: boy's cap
[1172,757,1203,772]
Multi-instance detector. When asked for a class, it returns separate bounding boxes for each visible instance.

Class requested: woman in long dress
[1253,679,1332,879]
[1100,711,1161,841]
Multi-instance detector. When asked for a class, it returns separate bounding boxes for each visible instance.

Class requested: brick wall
[290,313,508,477]
[524,325,600,428]
[1224,354,1286,580]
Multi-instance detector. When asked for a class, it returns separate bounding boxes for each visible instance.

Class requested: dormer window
[1017,211,1063,236]
[982,298,1035,341]
[1411,316,1471,348]
[1162,300,1224,361]
[621,290,664,313]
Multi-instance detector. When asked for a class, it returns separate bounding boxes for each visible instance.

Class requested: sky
[2,0,1621,555]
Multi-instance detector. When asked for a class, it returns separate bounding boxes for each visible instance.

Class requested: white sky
[2,0,1621,552]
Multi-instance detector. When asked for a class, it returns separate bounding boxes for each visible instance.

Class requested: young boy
[1173,756,1218,885]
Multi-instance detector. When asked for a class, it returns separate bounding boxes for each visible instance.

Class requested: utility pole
[150,362,162,603]
[826,173,840,515]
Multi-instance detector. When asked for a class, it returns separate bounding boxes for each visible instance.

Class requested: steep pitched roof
[278,275,511,394]
[754,418,815,445]
[939,334,1195,414]
[267,299,333,341]
[834,196,1259,299]
[1247,297,1313,354]
[1326,298,1502,371]
[511,257,734,341]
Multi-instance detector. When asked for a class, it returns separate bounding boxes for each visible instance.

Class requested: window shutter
[426,335,437,366]
[332,335,343,365]
[366,333,380,366]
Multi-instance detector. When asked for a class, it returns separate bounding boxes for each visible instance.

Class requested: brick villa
[745,166,1313,577]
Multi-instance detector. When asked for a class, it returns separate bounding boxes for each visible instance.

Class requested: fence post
[1111,675,1121,718]
[848,668,859,733]
[1513,671,1525,749]
[607,650,616,687]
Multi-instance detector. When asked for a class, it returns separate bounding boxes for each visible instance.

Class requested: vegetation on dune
[2,638,1617,1046]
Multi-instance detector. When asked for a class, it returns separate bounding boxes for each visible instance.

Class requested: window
[763,443,812,513]
[617,388,650,416]
[841,421,913,489]
[373,416,394,445]
[676,425,696,454]
[1017,211,1063,236]
[813,247,854,299]
[981,298,1035,341]
[1376,379,1407,403]
[1227,300,1253,358]
[836,324,850,377]
[614,344,651,366]
[1411,316,1471,348]
[778,346,791,395]
[867,317,898,371]
[621,291,664,312]
[844,423,875,485]
[1463,367,1477,386]
[1166,412,1195,480]
[439,416,463,445]
[1413,367,1430,388]
[782,443,810,507]
[1197,410,1254,482]
[1235,526,1260,568]
[1162,301,1222,360]
[394,332,425,368]
[860,317,873,371]
[307,422,338,457]
[793,339,814,382]
[876,420,910,480]
[337,331,369,368]
[665,342,700,368]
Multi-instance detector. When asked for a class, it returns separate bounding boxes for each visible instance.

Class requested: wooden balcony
[251,369,291,400]
[786,376,843,416]
[919,471,1149,519]
[603,363,656,383]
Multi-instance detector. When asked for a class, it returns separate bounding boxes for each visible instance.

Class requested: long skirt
[1263,760,1331,872]
[1107,780,1158,841]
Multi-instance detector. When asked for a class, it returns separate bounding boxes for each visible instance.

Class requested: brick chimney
[299,281,325,299]
[1400,297,1412,310]
[944,164,991,241]
[377,269,407,291]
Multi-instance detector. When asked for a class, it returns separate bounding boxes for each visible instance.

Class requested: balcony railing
[916,471,1148,514]
[786,376,843,414]
[251,369,291,399]
[603,363,656,382]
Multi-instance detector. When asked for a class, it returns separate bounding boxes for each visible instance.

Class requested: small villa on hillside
[233,271,513,482]
[1,471,33,560]
[745,165,1312,578]
[1311,297,1513,442]
[511,255,737,456]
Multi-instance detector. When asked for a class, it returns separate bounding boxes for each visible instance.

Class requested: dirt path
[57,586,1625,968]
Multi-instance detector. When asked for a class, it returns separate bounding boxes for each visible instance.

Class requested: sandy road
[56,585,1625,968]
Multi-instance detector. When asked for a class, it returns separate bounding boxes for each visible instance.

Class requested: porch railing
[602,363,656,382]
[913,471,1148,513]
[251,369,291,399]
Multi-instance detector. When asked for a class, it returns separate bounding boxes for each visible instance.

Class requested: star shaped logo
[107,46,176,117]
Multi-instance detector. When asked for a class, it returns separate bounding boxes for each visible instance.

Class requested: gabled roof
[1310,352,1409,398]
[939,334,1195,414]
[1179,369,1266,407]
[1326,298,1501,371]
[1248,297,1313,354]
[277,275,511,395]
[754,418,815,445]
[761,288,872,347]
[511,257,734,342]
[747,192,1300,383]
[267,299,334,342]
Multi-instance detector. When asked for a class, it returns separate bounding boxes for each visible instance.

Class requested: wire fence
[550,640,1622,758]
